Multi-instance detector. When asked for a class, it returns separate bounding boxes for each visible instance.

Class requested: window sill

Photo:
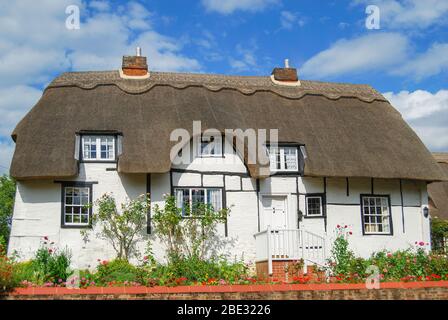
[61,224,92,229]
[303,215,325,219]
[363,232,393,236]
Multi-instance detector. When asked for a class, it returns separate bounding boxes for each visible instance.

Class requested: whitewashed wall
[8,138,431,268]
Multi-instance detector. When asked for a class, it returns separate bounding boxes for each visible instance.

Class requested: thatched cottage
[7,50,447,275]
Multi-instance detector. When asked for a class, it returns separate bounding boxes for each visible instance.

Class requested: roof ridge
[48,71,386,103]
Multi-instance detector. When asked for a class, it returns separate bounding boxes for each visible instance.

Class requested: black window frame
[304,193,326,218]
[60,181,94,229]
[360,194,393,236]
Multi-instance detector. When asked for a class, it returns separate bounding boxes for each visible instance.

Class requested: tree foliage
[81,193,149,261]
[152,195,229,263]
[0,175,16,246]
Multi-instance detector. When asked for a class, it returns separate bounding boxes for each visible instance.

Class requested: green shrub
[11,239,72,286]
[138,256,249,286]
[12,261,35,285]
[94,259,139,285]
[32,246,72,283]
[327,227,448,282]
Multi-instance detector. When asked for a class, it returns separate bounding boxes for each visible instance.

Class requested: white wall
[8,163,146,269]
[8,139,431,268]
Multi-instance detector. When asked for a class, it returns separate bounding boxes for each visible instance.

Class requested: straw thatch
[10,71,447,181]
[429,154,448,220]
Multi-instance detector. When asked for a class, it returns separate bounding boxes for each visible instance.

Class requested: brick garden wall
[2,281,448,300]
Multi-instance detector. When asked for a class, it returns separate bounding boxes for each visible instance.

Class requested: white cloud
[0,142,15,175]
[89,1,110,12]
[280,11,306,30]
[0,1,201,173]
[391,42,448,80]
[300,33,409,79]
[353,0,448,29]
[202,0,279,14]
[0,85,42,136]
[229,42,258,72]
[384,90,448,151]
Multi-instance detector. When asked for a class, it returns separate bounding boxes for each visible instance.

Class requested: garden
[1,188,448,294]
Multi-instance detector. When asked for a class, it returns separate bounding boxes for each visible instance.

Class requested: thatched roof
[429,153,448,220]
[10,70,447,181]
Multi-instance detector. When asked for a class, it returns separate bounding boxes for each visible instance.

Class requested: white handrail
[254,228,327,275]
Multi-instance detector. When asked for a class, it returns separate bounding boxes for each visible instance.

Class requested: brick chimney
[271,59,298,82]
[122,47,148,77]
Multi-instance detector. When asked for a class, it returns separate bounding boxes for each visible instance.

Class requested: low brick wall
[256,260,323,282]
[2,281,448,300]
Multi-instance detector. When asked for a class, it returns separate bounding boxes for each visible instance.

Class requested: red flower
[344,225,347,228]
[337,225,340,228]
[48,249,53,253]
[419,241,425,246]
[349,231,353,235]
[43,236,49,241]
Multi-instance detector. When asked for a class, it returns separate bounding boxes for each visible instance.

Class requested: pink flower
[43,236,48,241]
[48,249,53,253]
[349,231,353,235]
[143,256,148,260]
[419,241,425,246]
[337,225,340,228]
[387,253,392,258]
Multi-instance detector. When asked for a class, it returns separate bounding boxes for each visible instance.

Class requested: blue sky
[0,0,448,173]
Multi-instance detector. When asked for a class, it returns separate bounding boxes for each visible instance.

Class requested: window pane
[362,196,390,234]
[199,135,221,156]
[100,136,114,159]
[307,196,322,216]
[191,189,205,206]
[269,147,298,171]
[64,186,90,225]
[207,189,222,211]
[284,147,298,170]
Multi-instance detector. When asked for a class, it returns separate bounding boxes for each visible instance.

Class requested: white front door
[262,195,287,230]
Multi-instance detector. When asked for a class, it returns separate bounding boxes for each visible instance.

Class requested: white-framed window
[198,135,222,157]
[361,195,392,235]
[269,146,299,172]
[306,195,324,216]
[63,186,91,226]
[174,187,223,216]
[82,135,115,161]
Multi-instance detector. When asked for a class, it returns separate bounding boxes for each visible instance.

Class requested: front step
[255,260,326,283]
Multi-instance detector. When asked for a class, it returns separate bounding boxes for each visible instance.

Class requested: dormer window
[81,135,116,161]
[198,134,222,157]
[269,146,299,172]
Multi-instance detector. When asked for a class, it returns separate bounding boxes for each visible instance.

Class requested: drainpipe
[267,225,272,276]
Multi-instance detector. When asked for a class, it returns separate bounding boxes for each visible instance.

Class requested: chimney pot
[271,59,298,82]
[122,48,148,77]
